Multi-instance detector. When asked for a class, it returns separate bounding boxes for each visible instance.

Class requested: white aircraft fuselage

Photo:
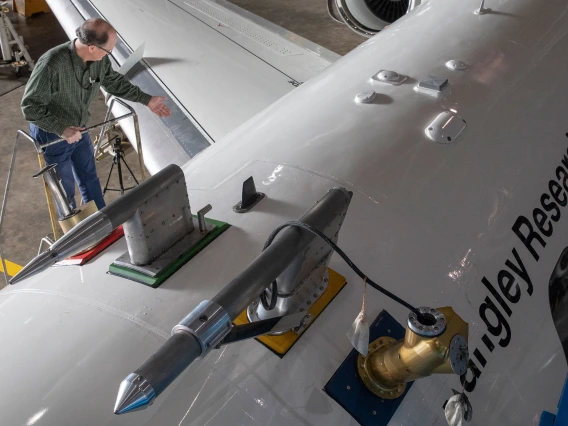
[1,0,568,425]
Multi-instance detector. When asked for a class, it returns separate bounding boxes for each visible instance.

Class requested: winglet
[118,42,145,75]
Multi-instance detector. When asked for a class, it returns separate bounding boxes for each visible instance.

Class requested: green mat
[109,217,230,288]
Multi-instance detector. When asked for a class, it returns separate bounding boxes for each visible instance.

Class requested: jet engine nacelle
[333,0,421,36]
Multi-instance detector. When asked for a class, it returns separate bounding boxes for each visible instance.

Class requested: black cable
[259,280,278,310]
[67,42,99,90]
[259,220,422,318]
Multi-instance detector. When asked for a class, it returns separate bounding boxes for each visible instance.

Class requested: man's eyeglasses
[91,45,113,55]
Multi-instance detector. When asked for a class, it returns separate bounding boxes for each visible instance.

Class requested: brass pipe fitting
[357,307,469,399]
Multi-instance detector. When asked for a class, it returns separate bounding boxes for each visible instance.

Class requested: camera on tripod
[97,128,140,196]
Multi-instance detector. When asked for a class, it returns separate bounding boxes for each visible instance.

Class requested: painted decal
[454,135,568,399]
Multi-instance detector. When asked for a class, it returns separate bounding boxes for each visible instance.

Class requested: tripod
[102,136,139,196]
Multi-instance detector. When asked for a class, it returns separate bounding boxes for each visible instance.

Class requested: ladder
[0,2,34,73]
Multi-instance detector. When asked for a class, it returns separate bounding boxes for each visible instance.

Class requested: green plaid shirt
[21,41,152,136]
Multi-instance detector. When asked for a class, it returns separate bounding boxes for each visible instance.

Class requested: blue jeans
[30,124,106,211]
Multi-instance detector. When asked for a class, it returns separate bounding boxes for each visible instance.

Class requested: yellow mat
[234,267,347,356]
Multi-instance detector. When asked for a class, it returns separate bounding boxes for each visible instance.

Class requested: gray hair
[76,18,115,46]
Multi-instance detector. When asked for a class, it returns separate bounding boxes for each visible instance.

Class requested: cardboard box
[14,0,51,17]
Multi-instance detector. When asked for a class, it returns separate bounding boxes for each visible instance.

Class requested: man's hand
[62,126,85,144]
[148,96,172,118]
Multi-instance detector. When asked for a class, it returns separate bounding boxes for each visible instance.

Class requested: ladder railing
[0,104,144,285]
[95,97,145,181]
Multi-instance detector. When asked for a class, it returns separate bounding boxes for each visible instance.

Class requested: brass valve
[357,306,469,399]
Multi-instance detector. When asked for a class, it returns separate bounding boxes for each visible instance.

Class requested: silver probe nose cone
[9,250,57,284]
[9,211,113,285]
[114,373,156,415]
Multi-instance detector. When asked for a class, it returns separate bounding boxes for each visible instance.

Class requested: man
[21,18,171,212]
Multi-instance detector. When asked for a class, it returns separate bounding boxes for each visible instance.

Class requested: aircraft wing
[47,0,339,172]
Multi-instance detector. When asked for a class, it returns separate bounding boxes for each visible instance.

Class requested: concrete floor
[0,2,362,285]
[228,0,365,55]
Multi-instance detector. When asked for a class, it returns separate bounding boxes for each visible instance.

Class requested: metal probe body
[114,188,352,414]
[9,165,185,284]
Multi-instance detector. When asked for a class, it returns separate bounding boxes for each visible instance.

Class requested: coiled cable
[258,221,422,319]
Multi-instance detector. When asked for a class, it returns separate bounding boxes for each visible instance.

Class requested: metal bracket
[122,179,195,266]
[248,270,328,334]
[449,335,469,375]
[37,237,54,256]
[115,217,215,277]
[221,312,308,345]
[197,204,212,233]
[247,188,352,322]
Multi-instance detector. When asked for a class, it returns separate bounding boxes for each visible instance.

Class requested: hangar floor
[229,0,365,55]
[0,3,364,286]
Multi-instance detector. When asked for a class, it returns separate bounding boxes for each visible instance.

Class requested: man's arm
[100,57,151,104]
[21,60,69,136]
[100,58,171,117]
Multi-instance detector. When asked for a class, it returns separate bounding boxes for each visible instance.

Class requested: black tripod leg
[116,153,125,196]
[103,159,116,196]
[121,155,139,185]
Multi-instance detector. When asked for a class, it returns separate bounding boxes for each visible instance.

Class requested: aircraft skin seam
[0,288,171,339]
[188,159,389,205]
[167,0,302,85]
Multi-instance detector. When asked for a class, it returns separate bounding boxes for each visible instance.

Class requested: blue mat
[324,310,413,425]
